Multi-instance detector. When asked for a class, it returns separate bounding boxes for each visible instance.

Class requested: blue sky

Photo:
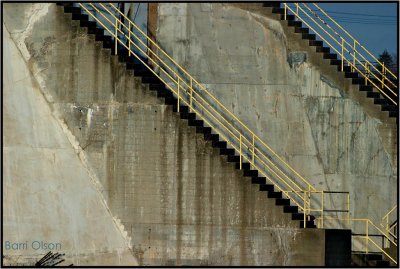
[315,3,397,61]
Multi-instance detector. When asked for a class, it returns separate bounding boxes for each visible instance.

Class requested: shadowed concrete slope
[3,13,137,267]
[3,3,326,266]
[155,3,397,227]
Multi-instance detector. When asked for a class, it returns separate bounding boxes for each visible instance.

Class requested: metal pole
[341,38,344,72]
[252,135,255,168]
[190,78,193,112]
[321,191,324,229]
[128,21,131,57]
[303,191,306,228]
[352,40,356,72]
[177,77,180,112]
[365,63,368,86]
[296,3,299,16]
[382,63,385,89]
[284,3,287,20]
[366,221,369,254]
[239,135,242,170]
[115,18,118,55]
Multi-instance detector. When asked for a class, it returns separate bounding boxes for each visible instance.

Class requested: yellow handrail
[302,3,397,90]
[107,3,319,193]
[312,3,398,82]
[76,2,396,261]
[317,217,397,264]
[284,3,397,105]
[79,3,320,212]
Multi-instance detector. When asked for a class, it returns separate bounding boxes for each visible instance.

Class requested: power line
[310,8,397,18]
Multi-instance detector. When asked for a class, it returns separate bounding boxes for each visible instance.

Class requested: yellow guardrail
[76,3,396,260]
[78,2,326,218]
[381,205,398,244]
[317,217,398,264]
[283,3,398,106]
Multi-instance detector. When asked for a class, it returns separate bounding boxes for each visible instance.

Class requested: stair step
[288,20,302,27]
[259,183,274,191]
[157,89,171,98]
[272,7,284,14]
[150,84,164,91]
[205,133,219,141]
[389,110,398,118]
[227,155,240,163]
[302,33,316,40]
[164,96,177,105]
[180,112,196,120]
[188,119,204,127]
[294,27,309,34]
[80,18,93,28]
[352,77,364,84]
[276,198,290,206]
[300,220,317,228]
[373,98,388,105]
[220,148,235,156]
[283,205,298,213]
[316,46,330,53]
[345,72,358,78]
[263,2,281,7]
[292,213,305,220]
[323,53,337,60]
[281,14,295,21]
[64,6,81,14]
[252,177,266,184]
[71,12,84,20]
[142,76,161,84]
[196,126,212,135]
[359,85,372,92]
[367,91,380,98]
[235,162,251,170]
[212,140,227,149]
[381,104,396,111]
[309,40,323,46]
[268,191,282,199]
[330,59,342,66]
[243,170,258,177]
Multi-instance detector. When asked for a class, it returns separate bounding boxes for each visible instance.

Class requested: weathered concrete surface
[2,15,137,266]
[3,3,326,266]
[156,3,397,228]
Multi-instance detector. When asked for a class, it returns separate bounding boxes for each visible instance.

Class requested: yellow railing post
[128,21,131,57]
[366,220,369,254]
[177,77,180,112]
[303,191,306,228]
[296,3,299,16]
[190,78,193,112]
[341,38,344,72]
[382,63,385,89]
[365,63,368,86]
[321,191,324,229]
[352,40,356,72]
[239,135,242,170]
[347,193,350,228]
[115,18,118,55]
[252,135,255,167]
[284,3,287,20]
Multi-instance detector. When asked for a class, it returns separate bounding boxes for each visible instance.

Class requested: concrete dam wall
[3,3,326,266]
[155,3,397,227]
[2,2,396,266]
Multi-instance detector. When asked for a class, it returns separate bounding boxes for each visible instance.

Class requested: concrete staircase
[58,3,318,230]
[263,2,398,122]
